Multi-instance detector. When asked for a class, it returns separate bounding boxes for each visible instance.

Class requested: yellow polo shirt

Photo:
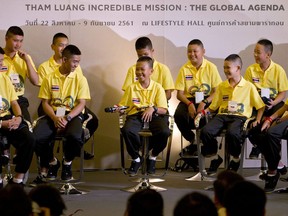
[3,52,37,96]
[119,79,168,115]
[39,68,90,112]
[244,60,288,99]
[175,58,222,98]
[0,72,18,117]
[38,55,83,86]
[122,60,175,91]
[210,77,265,118]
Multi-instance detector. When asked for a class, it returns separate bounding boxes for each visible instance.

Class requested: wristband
[201,110,206,116]
[187,101,193,107]
[153,106,158,114]
[265,117,273,123]
[15,115,24,122]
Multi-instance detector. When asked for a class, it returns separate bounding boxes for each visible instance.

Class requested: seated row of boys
[0,26,287,192]
[115,37,288,192]
[0,26,98,188]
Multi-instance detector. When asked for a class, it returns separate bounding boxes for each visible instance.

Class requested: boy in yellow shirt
[118,56,170,175]
[197,54,265,172]
[3,26,38,122]
[122,36,174,100]
[0,47,35,188]
[31,45,90,184]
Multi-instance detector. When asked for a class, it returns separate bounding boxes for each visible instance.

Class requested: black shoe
[1,155,9,166]
[7,178,25,188]
[207,155,223,174]
[181,144,198,157]
[147,159,156,174]
[47,159,60,180]
[259,172,267,181]
[0,181,3,189]
[249,146,261,159]
[84,151,94,160]
[278,165,287,175]
[128,159,142,176]
[228,160,240,172]
[265,172,280,192]
[29,175,47,187]
[61,162,72,181]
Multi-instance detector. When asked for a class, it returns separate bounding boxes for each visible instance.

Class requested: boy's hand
[18,50,29,62]
[188,103,197,118]
[142,107,154,122]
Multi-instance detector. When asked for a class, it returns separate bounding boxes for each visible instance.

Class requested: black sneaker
[228,160,240,172]
[259,172,267,181]
[0,181,3,189]
[207,155,223,174]
[1,155,9,166]
[181,144,198,157]
[128,159,142,176]
[29,175,47,187]
[265,172,280,192]
[61,162,72,181]
[47,159,60,180]
[249,146,261,159]
[147,159,156,174]
[84,151,94,160]
[278,165,287,175]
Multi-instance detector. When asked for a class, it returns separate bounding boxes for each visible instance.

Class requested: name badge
[10,74,20,84]
[228,101,238,112]
[56,107,66,117]
[195,92,204,104]
[261,88,270,98]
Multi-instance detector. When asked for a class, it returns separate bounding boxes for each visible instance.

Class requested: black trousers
[17,96,31,123]
[250,121,288,170]
[121,114,170,160]
[200,115,247,157]
[174,99,208,143]
[0,117,35,174]
[38,104,98,142]
[33,114,84,168]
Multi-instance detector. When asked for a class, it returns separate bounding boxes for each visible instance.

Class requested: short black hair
[52,32,68,44]
[62,44,81,59]
[225,54,243,69]
[257,39,273,55]
[188,39,204,48]
[5,26,24,37]
[135,37,153,50]
[224,181,266,216]
[174,192,218,216]
[0,47,5,55]
[137,56,153,69]
[126,189,163,216]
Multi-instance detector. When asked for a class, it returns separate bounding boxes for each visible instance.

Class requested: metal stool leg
[121,129,166,192]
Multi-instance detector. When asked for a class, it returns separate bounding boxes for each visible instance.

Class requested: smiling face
[254,43,270,65]
[223,60,240,80]
[62,54,81,73]
[187,44,205,68]
[135,61,153,84]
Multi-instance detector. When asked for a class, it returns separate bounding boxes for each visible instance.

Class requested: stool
[121,122,167,192]
[186,116,255,182]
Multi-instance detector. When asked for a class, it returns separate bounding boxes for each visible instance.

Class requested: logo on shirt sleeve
[52,85,60,91]
[223,95,229,101]
[252,77,260,83]
[132,98,140,104]
[185,75,193,80]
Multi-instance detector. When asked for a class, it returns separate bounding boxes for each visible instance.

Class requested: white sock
[63,160,72,165]
[41,172,47,177]
[210,155,218,160]
[13,177,23,183]
[134,157,140,163]
[232,157,240,162]
[149,155,157,161]
[49,158,58,165]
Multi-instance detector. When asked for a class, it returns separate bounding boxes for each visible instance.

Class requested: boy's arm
[18,50,39,86]
[177,90,197,118]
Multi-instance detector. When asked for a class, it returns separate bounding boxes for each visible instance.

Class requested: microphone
[104,106,129,113]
